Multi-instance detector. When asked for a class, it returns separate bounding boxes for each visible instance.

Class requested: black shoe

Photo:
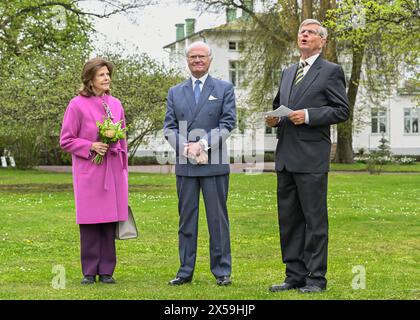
[216,276,232,286]
[269,282,304,292]
[81,275,96,285]
[99,275,116,284]
[298,285,325,293]
[168,277,192,286]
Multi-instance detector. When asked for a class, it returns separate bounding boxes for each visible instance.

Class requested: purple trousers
[79,223,117,276]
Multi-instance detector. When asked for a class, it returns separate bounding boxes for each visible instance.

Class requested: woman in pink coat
[60,58,128,285]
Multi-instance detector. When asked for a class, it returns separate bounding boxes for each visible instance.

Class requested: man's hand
[196,151,208,165]
[288,110,305,125]
[183,142,208,165]
[265,116,280,127]
[186,142,203,157]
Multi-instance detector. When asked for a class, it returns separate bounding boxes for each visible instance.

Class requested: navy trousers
[175,174,231,280]
[79,222,117,277]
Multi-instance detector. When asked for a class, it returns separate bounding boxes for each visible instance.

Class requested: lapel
[191,75,215,120]
[182,79,196,116]
[292,56,323,105]
[283,65,297,106]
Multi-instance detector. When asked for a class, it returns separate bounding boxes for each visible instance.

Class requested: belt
[104,144,127,191]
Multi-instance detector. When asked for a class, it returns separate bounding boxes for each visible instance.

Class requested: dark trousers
[175,175,231,280]
[79,223,117,277]
[276,170,329,288]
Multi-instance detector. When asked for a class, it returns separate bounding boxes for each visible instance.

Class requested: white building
[137,6,419,158]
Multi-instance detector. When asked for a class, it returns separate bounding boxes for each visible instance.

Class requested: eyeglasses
[188,55,209,61]
[299,29,320,36]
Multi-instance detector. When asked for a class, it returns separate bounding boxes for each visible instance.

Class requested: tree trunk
[334,44,364,163]
[302,0,313,19]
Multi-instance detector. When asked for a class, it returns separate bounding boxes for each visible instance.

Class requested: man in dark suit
[266,19,350,293]
[164,41,236,286]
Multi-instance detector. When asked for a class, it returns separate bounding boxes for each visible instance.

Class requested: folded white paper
[264,105,293,117]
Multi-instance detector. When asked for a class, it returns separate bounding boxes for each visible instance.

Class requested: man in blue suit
[164,41,236,286]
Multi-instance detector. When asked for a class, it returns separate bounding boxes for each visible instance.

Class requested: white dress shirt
[191,73,208,94]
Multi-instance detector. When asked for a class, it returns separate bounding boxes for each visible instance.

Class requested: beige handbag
[116,206,138,240]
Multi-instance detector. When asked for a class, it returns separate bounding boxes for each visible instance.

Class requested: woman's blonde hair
[79,57,114,97]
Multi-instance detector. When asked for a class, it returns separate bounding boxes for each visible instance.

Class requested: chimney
[185,18,196,37]
[242,0,254,20]
[226,8,237,23]
[175,23,185,41]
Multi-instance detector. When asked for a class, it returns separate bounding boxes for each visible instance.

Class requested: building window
[228,41,244,51]
[371,109,387,134]
[404,107,419,134]
[229,60,244,87]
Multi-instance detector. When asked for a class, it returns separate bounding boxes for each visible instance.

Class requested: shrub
[367,134,393,174]
[397,156,417,165]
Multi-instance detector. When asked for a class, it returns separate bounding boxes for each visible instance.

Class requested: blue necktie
[194,79,201,105]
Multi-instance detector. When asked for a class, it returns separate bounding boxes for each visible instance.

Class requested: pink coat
[60,95,128,224]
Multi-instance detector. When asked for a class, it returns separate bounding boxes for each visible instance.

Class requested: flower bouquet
[92,117,126,165]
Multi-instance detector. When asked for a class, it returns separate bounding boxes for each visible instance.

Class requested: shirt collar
[191,73,209,86]
[301,53,320,67]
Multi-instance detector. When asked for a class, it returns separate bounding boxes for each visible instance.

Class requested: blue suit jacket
[164,75,236,176]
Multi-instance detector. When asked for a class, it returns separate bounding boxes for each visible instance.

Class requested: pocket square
[208,95,218,101]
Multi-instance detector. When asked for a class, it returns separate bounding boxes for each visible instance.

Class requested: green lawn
[330,162,420,172]
[0,169,419,300]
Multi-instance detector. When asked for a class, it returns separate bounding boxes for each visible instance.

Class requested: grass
[330,162,420,172]
[0,168,419,300]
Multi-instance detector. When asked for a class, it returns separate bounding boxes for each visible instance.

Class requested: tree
[186,0,419,163]
[0,0,159,168]
[103,49,184,161]
[0,1,94,167]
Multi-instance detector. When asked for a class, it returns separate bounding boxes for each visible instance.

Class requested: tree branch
[0,0,152,30]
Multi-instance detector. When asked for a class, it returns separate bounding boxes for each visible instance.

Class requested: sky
[81,0,227,65]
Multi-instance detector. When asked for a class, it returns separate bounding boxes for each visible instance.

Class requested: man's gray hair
[299,19,328,39]
[185,41,213,58]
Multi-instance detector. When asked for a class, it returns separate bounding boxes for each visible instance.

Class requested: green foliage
[0,2,183,168]
[328,0,419,99]
[1,129,40,169]
[0,0,92,59]
[103,50,184,160]
[190,0,419,163]
[0,1,92,168]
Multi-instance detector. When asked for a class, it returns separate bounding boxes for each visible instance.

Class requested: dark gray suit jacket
[273,56,350,173]
[164,75,237,176]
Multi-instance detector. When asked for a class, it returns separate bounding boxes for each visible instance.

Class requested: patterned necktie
[294,61,308,86]
[194,79,202,104]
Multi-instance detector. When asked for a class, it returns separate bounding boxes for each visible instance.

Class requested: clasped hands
[183,142,208,165]
[265,109,306,126]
